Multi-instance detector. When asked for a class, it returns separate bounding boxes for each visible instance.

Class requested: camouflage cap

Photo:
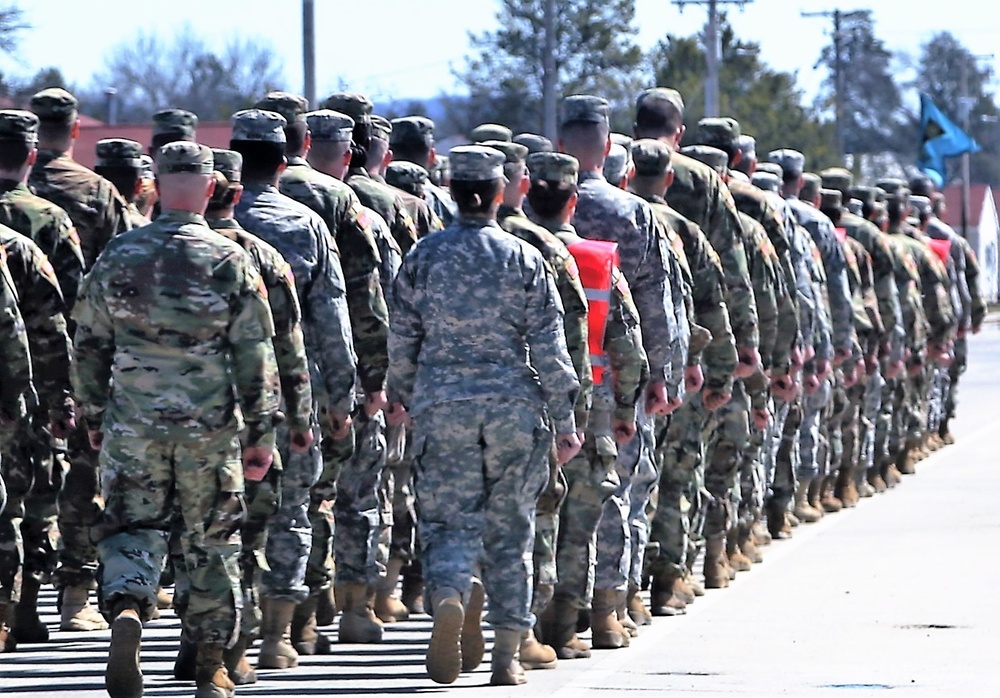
[231,109,287,143]
[751,171,782,193]
[851,186,878,207]
[847,198,863,216]
[390,116,435,148]
[873,187,888,204]
[800,172,822,201]
[138,154,154,180]
[631,138,672,177]
[305,109,354,142]
[254,91,309,125]
[371,115,392,141]
[0,110,39,143]
[95,138,144,168]
[736,134,756,160]
[695,117,741,151]
[385,161,429,193]
[908,174,935,197]
[910,194,932,216]
[152,108,199,140]
[448,145,505,181]
[560,95,610,127]
[603,143,630,182]
[820,188,843,210]
[211,148,243,183]
[680,144,728,174]
[875,178,907,196]
[30,87,78,121]
[480,139,528,165]
[321,93,373,125]
[820,166,853,194]
[635,87,685,116]
[768,148,805,176]
[611,132,633,149]
[512,132,553,154]
[157,141,213,175]
[756,161,783,178]
[470,123,512,143]
[527,151,579,185]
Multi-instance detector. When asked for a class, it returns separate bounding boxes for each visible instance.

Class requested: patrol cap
[560,95,610,127]
[152,108,198,140]
[910,194,932,216]
[448,145,505,181]
[211,148,243,183]
[751,171,782,193]
[480,139,528,165]
[157,141,214,175]
[603,144,630,182]
[800,172,822,201]
[851,186,878,208]
[875,178,907,196]
[95,138,144,168]
[631,138,672,177]
[695,117,741,151]
[635,87,684,116]
[908,174,935,197]
[847,198,863,216]
[390,116,435,148]
[736,134,756,161]
[230,109,287,143]
[513,132,553,154]
[371,115,392,141]
[139,154,154,180]
[819,188,843,210]
[320,92,373,125]
[768,148,805,176]
[527,151,579,185]
[756,161,783,178]
[470,123,512,143]
[611,132,633,149]
[254,91,308,125]
[30,88,78,122]
[680,144,728,174]
[0,110,39,143]
[305,110,354,142]
[820,167,853,194]
[385,161,428,194]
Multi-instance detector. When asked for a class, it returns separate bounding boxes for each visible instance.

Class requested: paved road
[3,323,1000,697]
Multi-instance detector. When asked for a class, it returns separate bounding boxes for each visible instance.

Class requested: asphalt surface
[3,321,999,697]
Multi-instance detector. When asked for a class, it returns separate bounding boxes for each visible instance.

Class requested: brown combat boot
[897,448,917,475]
[835,465,860,508]
[765,499,792,540]
[738,523,763,564]
[194,642,235,698]
[336,583,383,643]
[425,587,463,684]
[256,598,299,669]
[702,534,729,589]
[518,630,557,670]
[489,628,527,686]
[751,518,772,546]
[400,565,425,615]
[805,479,826,519]
[461,578,485,672]
[794,480,822,523]
[648,574,687,616]
[726,528,753,572]
[316,584,337,626]
[539,597,590,659]
[60,583,110,632]
[223,634,257,685]
[820,475,844,513]
[374,557,410,623]
[626,583,652,625]
[590,589,630,649]
[105,596,143,698]
[939,418,955,445]
[291,595,331,655]
[867,466,888,493]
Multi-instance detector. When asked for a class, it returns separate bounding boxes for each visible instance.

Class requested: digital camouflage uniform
[384,161,445,238]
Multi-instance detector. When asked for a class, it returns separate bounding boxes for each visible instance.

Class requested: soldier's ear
[383,148,394,168]
[665,169,675,190]
[429,147,437,166]
[277,156,288,175]
[26,147,37,168]
[603,137,611,157]
[303,131,312,156]
[70,119,81,140]
[232,184,244,207]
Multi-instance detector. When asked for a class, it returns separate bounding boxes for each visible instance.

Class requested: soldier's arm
[266,259,313,433]
[748,240,778,372]
[556,267,593,432]
[708,181,759,351]
[687,227,737,393]
[963,242,987,330]
[629,206,676,386]
[391,198,419,256]
[47,213,85,310]
[665,236,691,400]
[815,222,855,356]
[70,271,113,427]
[605,273,649,425]
[386,256,423,409]
[771,260,798,377]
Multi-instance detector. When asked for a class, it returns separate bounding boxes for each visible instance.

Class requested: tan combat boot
[793,480,822,523]
[626,583,652,626]
[490,628,527,685]
[616,595,639,638]
[194,642,235,698]
[738,523,763,564]
[589,589,630,649]
[105,596,143,698]
[374,557,410,623]
[835,464,860,508]
[939,419,955,445]
[765,499,792,540]
[867,466,888,493]
[518,630,557,670]
[60,583,110,632]
[726,528,753,572]
[336,583,384,643]
[461,578,485,672]
[820,475,843,513]
[648,573,688,616]
[703,534,729,589]
[805,479,826,519]
[425,586,463,684]
[400,566,425,615]
[291,595,331,655]
[223,634,257,686]
[539,597,590,659]
[256,598,299,669]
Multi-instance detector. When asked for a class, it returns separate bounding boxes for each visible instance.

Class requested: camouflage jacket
[424,181,458,227]
[394,186,444,238]
[840,210,903,350]
[925,215,972,330]
[0,245,31,420]
[346,166,419,256]
[889,225,955,346]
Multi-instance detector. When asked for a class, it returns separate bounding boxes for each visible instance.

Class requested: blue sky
[1,0,996,112]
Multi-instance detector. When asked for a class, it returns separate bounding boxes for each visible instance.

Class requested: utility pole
[801,8,867,162]
[672,0,752,118]
[303,0,316,107]
[542,0,558,142]
[960,58,971,237]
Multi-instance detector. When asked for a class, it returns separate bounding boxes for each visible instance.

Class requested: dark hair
[151,132,191,153]
[820,204,841,226]
[37,119,72,143]
[527,179,576,218]
[886,199,907,225]
[0,139,32,171]
[230,140,285,181]
[206,171,240,212]
[392,140,431,166]
[450,178,502,215]
[634,103,683,138]
[94,165,139,203]
[284,121,308,156]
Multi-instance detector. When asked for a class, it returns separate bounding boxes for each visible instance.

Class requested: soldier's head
[694,117,742,166]
[368,115,393,175]
[851,186,878,220]
[931,191,947,219]
[800,172,822,207]
[151,109,199,156]
[481,140,529,207]
[513,132,553,155]
[135,154,157,216]
[321,92,374,170]
[558,95,611,171]
[390,115,436,169]
[910,194,932,228]
[819,188,843,224]
[254,92,310,157]
[877,178,909,224]
[767,148,806,197]
[0,109,39,181]
[526,151,579,222]
[229,109,287,184]
[385,161,429,198]
[734,134,757,176]
[820,167,853,202]
[95,138,145,204]
[430,154,450,187]
[628,139,673,199]
[155,141,216,215]
[909,174,936,198]
[447,145,506,217]
[29,88,79,153]
[304,110,354,181]
[470,123,512,144]
[633,87,685,147]
[206,148,244,216]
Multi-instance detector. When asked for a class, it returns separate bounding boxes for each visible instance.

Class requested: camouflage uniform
[385,161,445,237]
[72,143,281,645]
[0,244,32,525]
[386,115,457,227]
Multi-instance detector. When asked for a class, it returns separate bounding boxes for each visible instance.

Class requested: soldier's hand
[790,345,805,376]
[734,347,761,378]
[973,323,982,335]
[864,352,879,375]
[328,410,353,440]
[804,344,816,363]
[803,372,821,395]
[612,419,637,445]
[243,446,274,482]
[815,358,831,382]
[833,348,852,367]
[555,432,582,465]
[842,362,859,388]
[88,429,104,451]
[684,364,705,393]
[770,374,797,403]
[364,390,388,417]
[50,414,76,440]
[643,381,670,415]
[386,402,410,427]
[751,407,771,431]
[290,429,314,454]
[885,359,905,380]
[701,388,731,412]
[928,342,953,366]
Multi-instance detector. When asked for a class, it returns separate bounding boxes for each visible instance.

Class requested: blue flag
[917,92,980,187]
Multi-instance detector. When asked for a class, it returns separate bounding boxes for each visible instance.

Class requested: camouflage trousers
[902,367,929,452]
[927,366,949,435]
[877,375,906,467]
[769,396,802,506]
[412,397,550,631]
[763,396,792,499]
[828,372,854,480]
[387,429,418,566]
[552,430,616,609]
[622,405,658,591]
[942,336,969,427]
[0,413,60,601]
[54,423,103,589]
[738,405,768,527]
[304,425,351,595]
[860,369,884,472]
[334,411,388,587]
[647,394,707,580]
[96,431,244,645]
[703,383,751,536]
[262,421,322,603]
[531,452,564,615]
[797,376,832,480]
